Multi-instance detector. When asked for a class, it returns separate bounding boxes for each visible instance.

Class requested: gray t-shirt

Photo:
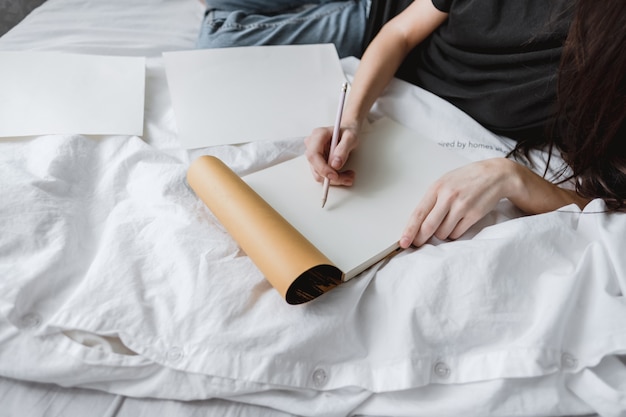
[414,0,573,141]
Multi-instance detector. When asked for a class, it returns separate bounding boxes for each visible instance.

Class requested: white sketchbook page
[163,44,347,149]
[244,117,470,279]
[0,52,145,137]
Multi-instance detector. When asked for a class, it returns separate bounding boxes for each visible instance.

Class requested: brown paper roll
[187,156,343,304]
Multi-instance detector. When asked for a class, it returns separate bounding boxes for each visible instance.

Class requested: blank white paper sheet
[163,44,348,148]
[0,51,145,137]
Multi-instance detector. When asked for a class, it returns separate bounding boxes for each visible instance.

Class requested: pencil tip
[321,199,326,208]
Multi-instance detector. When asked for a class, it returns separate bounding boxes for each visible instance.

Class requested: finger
[308,166,355,186]
[329,128,359,170]
[306,149,339,182]
[447,212,481,240]
[308,164,325,183]
[335,169,355,186]
[412,196,451,247]
[399,193,437,249]
[305,127,337,181]
[447,218,471,241]
[432,205,464,241]
[437,193,491,241]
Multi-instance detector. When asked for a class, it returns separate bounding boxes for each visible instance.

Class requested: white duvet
[1,1,625,416]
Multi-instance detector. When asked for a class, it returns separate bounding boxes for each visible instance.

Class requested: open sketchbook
[187,117,470,304]
[164,44,347,148]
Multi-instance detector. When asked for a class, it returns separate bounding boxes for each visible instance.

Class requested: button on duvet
[312,368,328,388]
[561,353,578,369]
[434,361,451,379]
[167,346,185,362]
[19,313,42,329]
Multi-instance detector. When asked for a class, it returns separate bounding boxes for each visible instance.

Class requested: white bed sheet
[1,1,625,417]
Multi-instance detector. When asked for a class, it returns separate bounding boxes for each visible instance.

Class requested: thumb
[330,128,359,170]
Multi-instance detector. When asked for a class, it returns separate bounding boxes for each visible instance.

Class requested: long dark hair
[515,0,626,210]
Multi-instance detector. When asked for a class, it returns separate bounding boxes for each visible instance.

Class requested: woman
[305,0,626,248]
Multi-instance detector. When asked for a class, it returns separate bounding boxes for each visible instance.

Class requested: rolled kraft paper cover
[187,156,343,304]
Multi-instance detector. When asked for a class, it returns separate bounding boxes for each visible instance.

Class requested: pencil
[321,82,348,208]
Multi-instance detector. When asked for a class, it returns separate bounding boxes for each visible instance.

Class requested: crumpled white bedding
[1,1,626,416]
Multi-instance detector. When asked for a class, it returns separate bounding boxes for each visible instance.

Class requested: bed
[1,0,625,416]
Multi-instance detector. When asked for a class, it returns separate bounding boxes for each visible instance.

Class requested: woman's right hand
[304,122,361,186]
[302,0,449,186]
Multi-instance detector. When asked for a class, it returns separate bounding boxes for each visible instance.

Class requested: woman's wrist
[340,113,364,135]
[502,157,590,213]
[498,158,527,203]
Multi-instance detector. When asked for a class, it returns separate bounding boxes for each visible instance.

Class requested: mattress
[1,1,625,416]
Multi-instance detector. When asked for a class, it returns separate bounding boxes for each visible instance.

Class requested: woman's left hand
[399,158,519,248]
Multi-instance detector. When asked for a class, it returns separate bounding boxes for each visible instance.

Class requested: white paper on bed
[0,51,145,137]
[163,44,347,148]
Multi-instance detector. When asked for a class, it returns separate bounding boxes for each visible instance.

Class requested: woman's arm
[304,0,448,185]
[399,158,592,248]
